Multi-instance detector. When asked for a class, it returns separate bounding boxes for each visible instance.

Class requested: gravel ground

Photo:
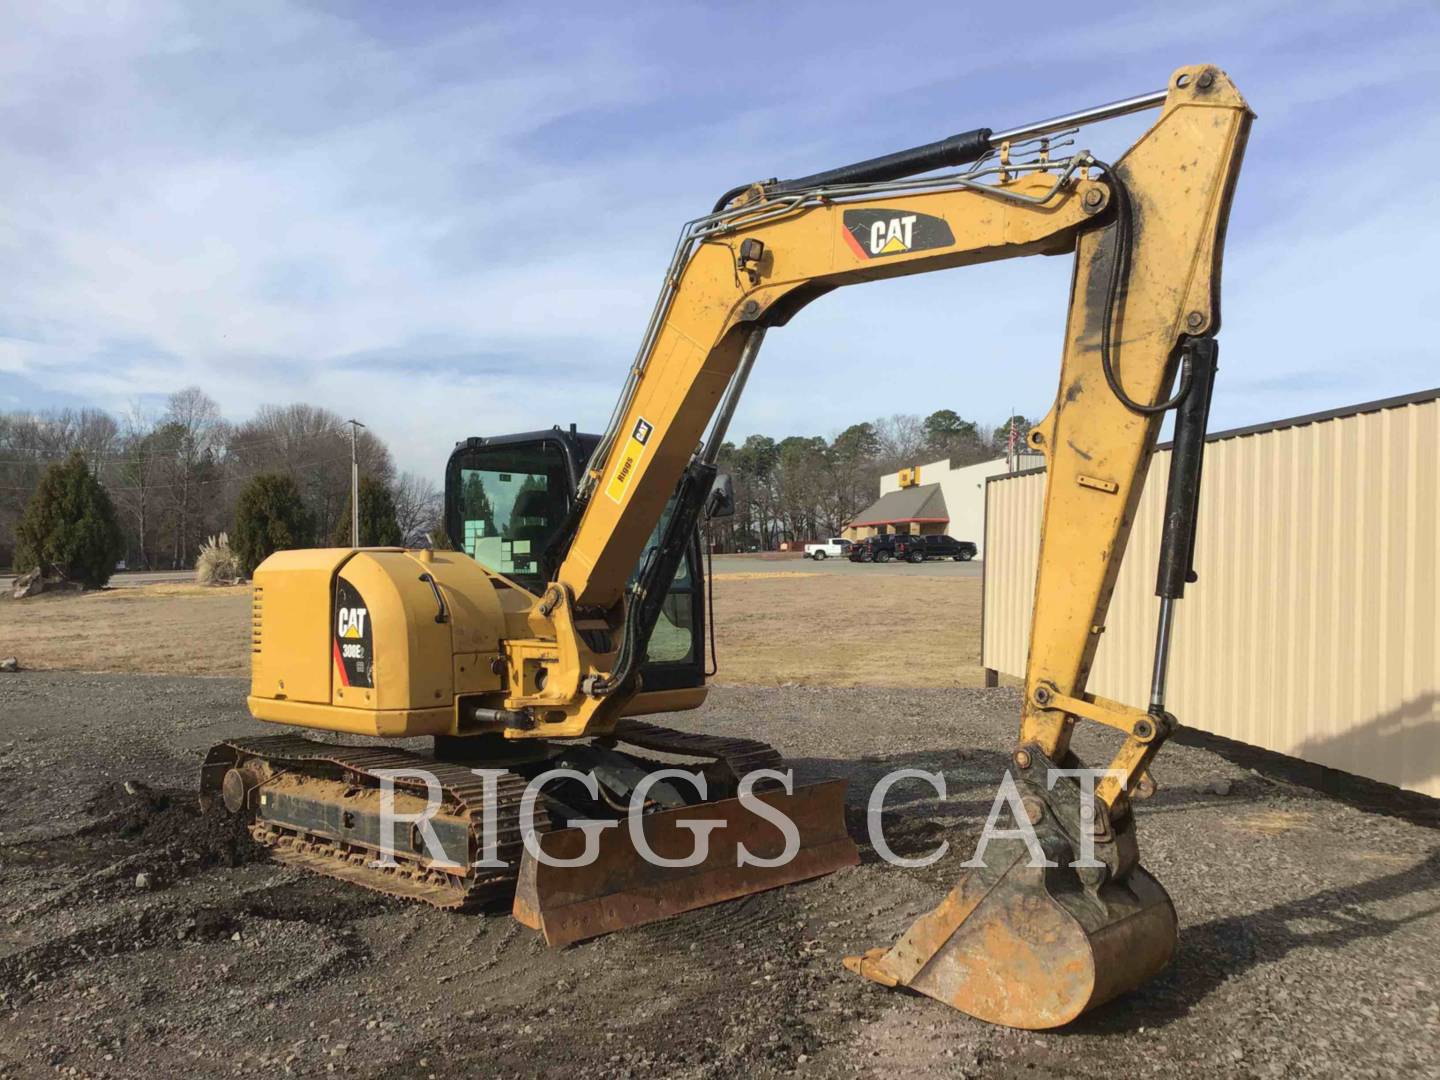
[1,672,1437,1079]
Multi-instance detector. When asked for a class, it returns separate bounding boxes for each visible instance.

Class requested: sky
[2,1,1437,477]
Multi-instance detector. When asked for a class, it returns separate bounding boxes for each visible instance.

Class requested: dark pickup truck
[892,534,978,563]
[847,535,899,563]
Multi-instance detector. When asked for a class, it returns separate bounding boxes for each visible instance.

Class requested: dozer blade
[846,749,1176,1029]
[513,778,858,946]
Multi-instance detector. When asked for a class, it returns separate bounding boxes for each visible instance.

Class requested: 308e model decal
[842,209,954,259]
[333,577,374,688]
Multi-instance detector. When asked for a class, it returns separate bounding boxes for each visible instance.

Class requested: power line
[0,423,389,464]
[0,449,382,495]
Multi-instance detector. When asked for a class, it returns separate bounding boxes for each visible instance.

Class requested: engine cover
[248,547,506,737]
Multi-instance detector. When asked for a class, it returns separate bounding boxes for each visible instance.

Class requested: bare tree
[392,471,442,544]
[60,408,121,471]
[160,387,227,566]
[874,413,927,471]
[227,404,394,543]
[0,413,42,566]
[106,405,165,569]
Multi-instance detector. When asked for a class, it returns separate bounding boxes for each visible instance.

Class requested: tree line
[1,391,1033,573]
[0,387,442,571]
[710,409,1033,552]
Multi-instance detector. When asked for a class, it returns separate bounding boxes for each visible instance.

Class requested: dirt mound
[228,878,403,927]
[177,881,399,945]
[79,781,259,871]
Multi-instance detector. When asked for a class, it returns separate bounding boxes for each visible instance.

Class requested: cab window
[632,498,695,665]
[455,442,571,592]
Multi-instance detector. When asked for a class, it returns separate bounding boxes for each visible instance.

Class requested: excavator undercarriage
[201,720,858,941]
[202,63,1251,1031]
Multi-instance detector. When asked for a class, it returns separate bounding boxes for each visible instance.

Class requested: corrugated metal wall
[982,392,1440,797]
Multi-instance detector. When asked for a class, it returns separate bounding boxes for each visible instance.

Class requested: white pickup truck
[803,537,851,560]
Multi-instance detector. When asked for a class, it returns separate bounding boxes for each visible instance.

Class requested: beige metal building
[981,388,1440,797]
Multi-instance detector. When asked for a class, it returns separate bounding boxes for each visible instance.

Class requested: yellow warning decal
[606,416,654,504]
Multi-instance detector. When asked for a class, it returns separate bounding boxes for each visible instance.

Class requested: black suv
[847,535,900,563]
[893,534,978,563]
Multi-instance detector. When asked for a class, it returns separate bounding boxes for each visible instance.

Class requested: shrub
[14,450,125,588]
[195,532,244,585]
[331,477,403,547]
[233,474,311,575]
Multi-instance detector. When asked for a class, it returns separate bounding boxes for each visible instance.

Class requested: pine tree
[233,473,312,576]
[14,450,125,588]
[331,477,403,547]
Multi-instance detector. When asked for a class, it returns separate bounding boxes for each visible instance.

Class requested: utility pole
[346,419,366,548]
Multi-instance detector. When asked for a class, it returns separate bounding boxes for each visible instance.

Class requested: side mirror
[705,472,735,519]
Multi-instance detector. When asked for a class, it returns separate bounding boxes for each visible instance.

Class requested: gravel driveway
[0,672,1436,1078]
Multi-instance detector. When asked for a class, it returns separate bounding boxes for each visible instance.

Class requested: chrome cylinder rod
[701,327,766,465]
[1148,597,1176,714]
[989,88,1167,146]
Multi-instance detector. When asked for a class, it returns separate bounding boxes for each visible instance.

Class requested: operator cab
[443,426,706,694]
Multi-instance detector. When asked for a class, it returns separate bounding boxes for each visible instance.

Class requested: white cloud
[1,1,1438,474]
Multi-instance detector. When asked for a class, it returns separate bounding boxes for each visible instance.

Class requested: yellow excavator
[202,64,1251,1030]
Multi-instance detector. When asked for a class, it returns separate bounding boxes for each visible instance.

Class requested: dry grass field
[0,572,986,687]
[708,570,985,687]
[0,584,253,676]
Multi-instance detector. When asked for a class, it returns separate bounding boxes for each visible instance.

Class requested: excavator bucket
[514,778,858,946]
[846,750,1177,1029]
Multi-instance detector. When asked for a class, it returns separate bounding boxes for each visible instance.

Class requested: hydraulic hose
[1090,158,1193,416]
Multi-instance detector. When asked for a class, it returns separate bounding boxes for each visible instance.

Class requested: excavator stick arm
[846,68,1250,1027]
